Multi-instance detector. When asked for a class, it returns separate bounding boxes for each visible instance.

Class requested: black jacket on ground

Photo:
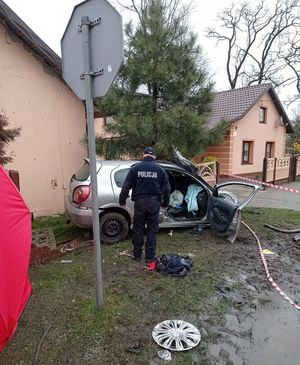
[119,157,171,207]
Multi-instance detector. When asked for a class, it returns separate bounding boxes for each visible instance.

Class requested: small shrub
[0,112,21,165]
[292,142,300,154]
[202,155,217,163]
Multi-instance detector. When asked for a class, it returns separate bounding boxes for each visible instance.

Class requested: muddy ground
[1,208,300,365]
[203,219,300,365]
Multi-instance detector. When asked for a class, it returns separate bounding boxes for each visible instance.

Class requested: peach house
[200,84,293,177]
[0,0,87,216]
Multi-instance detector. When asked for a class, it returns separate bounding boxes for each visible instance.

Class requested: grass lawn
[1,208,300,364]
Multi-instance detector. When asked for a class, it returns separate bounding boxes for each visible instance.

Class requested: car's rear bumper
[64,195,93,228]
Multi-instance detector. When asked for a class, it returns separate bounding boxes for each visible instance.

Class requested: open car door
[207,181,262,243]
[171,147,262,242]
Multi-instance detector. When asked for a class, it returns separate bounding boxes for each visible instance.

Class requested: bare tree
[207,0,300,94]
[283,34,300,102]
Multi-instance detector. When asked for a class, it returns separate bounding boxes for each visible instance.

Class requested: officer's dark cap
[143,147,156,156]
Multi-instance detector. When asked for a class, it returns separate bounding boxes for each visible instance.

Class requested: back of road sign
[61,0,123,100]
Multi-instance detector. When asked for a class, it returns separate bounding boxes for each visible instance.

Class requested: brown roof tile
[208,84,274,129]
[208,83,293,133]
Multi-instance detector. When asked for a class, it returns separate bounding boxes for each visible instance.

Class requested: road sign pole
[81,15,104,308]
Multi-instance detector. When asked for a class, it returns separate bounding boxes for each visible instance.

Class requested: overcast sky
[3,0,230,54]
[2,0,235,87]
[2,0,298,112]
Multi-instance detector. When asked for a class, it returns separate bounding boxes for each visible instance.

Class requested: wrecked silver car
[65,151,261,243]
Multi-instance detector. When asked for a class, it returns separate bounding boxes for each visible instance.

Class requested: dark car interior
[166,169,208,220]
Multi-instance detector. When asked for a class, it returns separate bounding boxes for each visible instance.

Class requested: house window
[242,141,253,164]
[279,116,284,126]
[104,116,113,125]
[265,142,275,158]
[259,107,267,123]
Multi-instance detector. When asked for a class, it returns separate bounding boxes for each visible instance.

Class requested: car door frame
[207,181,262,240]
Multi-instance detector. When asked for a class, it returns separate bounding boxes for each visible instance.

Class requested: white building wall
[1,24,87,215]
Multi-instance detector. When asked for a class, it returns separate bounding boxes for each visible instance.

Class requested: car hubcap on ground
[152,320,201,351]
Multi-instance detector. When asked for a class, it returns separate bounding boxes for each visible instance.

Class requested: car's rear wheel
[100,212,129,244]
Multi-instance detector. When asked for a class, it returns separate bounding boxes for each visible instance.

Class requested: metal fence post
[262,158,267,190]
[289,156,296,182]
[273,157,277,184]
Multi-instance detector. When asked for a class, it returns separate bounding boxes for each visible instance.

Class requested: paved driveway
[220,178,300,211]
[248,180,300,211]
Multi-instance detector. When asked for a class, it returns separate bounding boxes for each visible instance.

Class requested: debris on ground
[126,340,144,354]
[214,284,244,304]
[294,233,300,242]
[148,261,157,271]
[190,224,204,236]
[60,260,73,264]
[119,250,133,257]
[59,239,91,253]
[157,349,172,361]
[262,249,275,255]
[156,254,193,277]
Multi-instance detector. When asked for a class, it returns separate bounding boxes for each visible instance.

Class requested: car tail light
[73,185,91,204]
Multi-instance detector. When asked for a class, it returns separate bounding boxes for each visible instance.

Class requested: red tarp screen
[0,165,32,352]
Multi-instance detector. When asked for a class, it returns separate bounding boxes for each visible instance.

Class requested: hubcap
[152,320,201,351]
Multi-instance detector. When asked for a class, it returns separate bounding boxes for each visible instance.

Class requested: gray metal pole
[81,15,103,308]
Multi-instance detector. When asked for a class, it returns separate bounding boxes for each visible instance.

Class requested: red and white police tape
[242,221,300,311]
[221,172,300,195]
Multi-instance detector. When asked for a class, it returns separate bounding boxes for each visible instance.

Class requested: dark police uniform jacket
[119,156,171,207]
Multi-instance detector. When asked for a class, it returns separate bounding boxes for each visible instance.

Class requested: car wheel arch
[99,207,131,226]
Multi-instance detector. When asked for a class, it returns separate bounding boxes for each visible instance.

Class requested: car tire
[100,212,129,244]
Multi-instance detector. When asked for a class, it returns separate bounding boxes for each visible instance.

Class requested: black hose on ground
[264,223,300,234]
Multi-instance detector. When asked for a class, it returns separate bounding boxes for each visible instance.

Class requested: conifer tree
[0,112,21,165]
[96,0,227,159]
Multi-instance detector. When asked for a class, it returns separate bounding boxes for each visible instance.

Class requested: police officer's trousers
[132,197,160,261]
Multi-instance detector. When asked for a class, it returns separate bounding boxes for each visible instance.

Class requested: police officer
[119,147,171,263]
